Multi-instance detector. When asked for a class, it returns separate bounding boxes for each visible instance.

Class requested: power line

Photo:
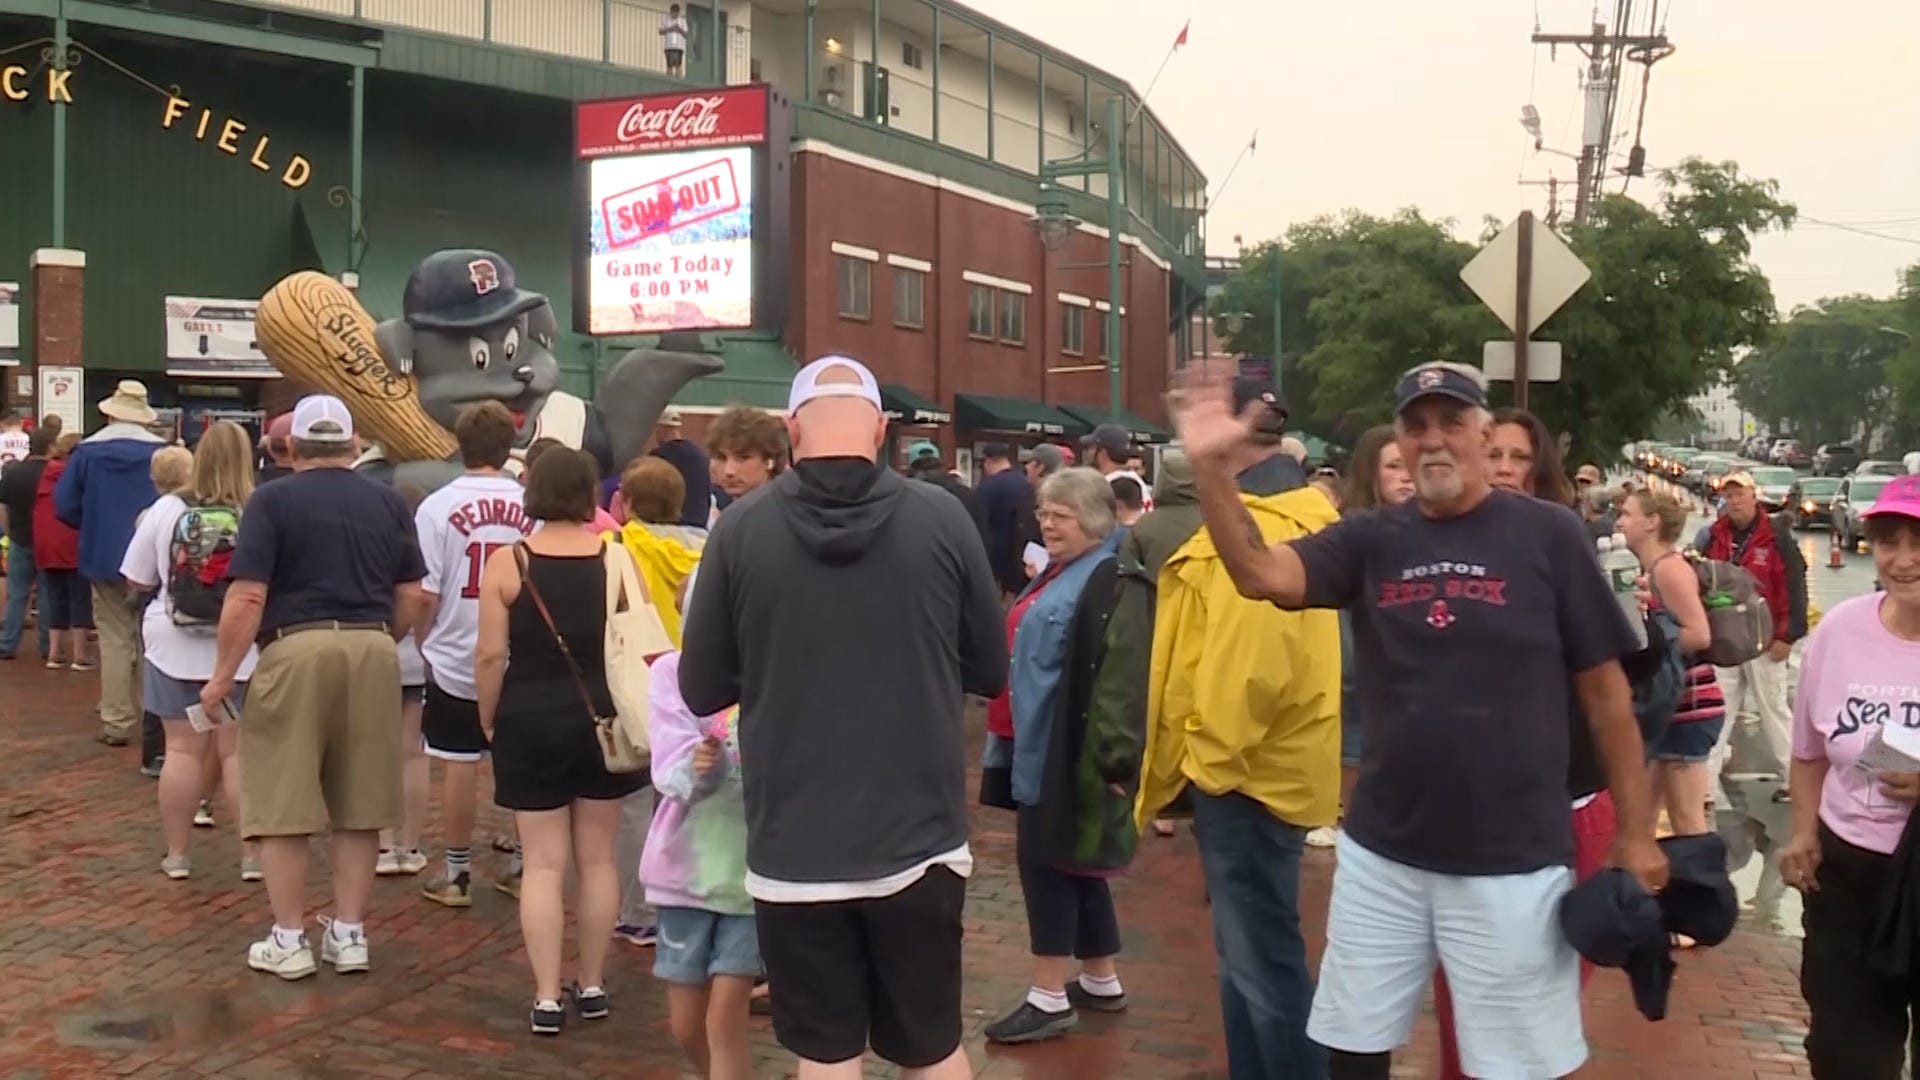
[1800,216,1920,246]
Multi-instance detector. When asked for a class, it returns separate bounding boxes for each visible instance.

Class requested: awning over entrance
[954,393,1085,439]
[1055,404,1173,446]
[880,383,951,426]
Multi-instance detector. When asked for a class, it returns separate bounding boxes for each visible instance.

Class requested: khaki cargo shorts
[239,625,403,840]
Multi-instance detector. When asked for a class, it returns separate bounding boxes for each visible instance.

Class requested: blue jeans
[0,542,47,658]
[1191,791,1326,1080]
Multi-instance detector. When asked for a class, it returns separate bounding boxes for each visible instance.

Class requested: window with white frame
[836,256,871,320]
[997,291,1026,345]
[892,267,925,329]
[967,285,995,339]
[1061,303,1086,355]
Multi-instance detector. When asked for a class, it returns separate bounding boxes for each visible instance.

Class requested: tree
[1733,295,1906,447]
[1882,262,1920,446]
[1214,158,1795,463]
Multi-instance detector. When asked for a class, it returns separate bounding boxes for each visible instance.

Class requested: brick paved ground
[0,658,1812,1079]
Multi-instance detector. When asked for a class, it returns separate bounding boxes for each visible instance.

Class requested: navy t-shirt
[229,467,428,638]
[1293,489,1638,875]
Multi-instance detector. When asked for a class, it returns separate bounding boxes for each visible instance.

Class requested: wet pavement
[0,519,1856,1077]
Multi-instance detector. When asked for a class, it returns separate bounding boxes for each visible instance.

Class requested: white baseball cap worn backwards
[788,355,883,414]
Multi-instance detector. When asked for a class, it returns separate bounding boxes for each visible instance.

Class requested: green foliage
[1733,294,1906,447]
[1212,159,1795,462]
[1884,263,1920,445]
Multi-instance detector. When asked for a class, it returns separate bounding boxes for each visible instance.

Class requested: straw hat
[98,380,157,425]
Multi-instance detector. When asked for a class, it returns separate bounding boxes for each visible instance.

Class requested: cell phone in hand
[185,697,238,734]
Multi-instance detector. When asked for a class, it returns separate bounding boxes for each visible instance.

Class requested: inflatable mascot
[255,248,723,492]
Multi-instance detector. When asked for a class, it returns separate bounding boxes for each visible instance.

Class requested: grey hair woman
[981,466,1132,1045]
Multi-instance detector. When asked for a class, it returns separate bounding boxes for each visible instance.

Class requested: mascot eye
[468,337,489,371]
[502,326,520,362]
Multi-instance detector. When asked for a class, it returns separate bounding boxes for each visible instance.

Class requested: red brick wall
[787,152,1175,440]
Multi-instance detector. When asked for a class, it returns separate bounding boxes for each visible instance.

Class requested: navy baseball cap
[403,249,548,332]
[1082,423,1136,461]
[1230,377,1289,434]
[1393,363,1488,415]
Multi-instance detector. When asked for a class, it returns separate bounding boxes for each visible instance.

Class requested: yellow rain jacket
[606,521,704,648]
[1136,487,1342,830]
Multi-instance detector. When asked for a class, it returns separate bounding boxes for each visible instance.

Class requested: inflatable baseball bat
[255,272,458,463]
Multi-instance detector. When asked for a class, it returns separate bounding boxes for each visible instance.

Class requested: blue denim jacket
[985,531,1122,806]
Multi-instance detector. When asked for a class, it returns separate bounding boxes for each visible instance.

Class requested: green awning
[880,383,952,426]
[1056,404,1173,446]
[955,393,1085,438]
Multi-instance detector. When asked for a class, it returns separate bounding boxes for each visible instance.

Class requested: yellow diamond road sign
[1460,215,1592,338]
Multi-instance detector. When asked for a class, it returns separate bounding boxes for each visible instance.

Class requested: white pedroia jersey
[416,473,536,698]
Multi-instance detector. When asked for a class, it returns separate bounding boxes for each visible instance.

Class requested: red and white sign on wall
[576,85,769,159]
[576,85,769,334]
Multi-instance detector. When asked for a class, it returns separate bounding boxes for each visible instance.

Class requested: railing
[243,0,752,82]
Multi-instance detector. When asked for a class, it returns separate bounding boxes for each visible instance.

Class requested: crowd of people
[1,353,1916,1080]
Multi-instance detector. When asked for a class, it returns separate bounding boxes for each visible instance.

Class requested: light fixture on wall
[824,37,841,53]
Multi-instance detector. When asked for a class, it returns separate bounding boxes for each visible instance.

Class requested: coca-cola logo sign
[616,96,724,144]
[577,86,769,158]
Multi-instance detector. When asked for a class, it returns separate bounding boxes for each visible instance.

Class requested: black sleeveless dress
[491,548,648,812]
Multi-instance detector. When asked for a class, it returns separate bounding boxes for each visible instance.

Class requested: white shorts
[1307,834,1586,1079]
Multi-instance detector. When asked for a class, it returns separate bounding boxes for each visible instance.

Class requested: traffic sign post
[1460,211,1591,409]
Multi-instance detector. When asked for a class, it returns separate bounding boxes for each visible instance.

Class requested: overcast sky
[964,0,1920,311]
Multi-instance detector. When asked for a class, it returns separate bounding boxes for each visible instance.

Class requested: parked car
[1748,466,1798,512]
[1704,457,1761,496]
[1812,443,1861,475]
[1683,453,1735,492]
[1663,447,1703,480]
[1855,459,1906,477]
[1832,475,1896,551]
[1789,476,1841,529]
[1770,440,1809,467]
[1641,443,1674,471]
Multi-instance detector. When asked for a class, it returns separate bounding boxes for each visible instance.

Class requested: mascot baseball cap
[403,249,547,332]
[291,395,355,443]
[789,355,883,414]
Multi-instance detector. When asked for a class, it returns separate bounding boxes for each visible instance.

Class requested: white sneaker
[376,849,428,876]
[318,918,370,975]
[248,933,316,980]
[1305,826,1339,849]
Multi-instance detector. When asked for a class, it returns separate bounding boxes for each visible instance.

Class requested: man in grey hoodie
[679,355,1006,1079]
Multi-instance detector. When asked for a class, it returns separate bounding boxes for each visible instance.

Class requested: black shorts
[402,684,424,706]
[422,683,488,762]
[755,866,966,1068]
[665,48,684,68]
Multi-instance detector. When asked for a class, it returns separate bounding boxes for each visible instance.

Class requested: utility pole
[1532,18,1668,223]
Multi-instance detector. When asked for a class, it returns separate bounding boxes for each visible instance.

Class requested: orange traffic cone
[1829,530,1845,569]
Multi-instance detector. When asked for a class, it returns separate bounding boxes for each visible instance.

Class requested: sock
[535,998,561,1010]
[509,842,523,876]
[1328,1049,1392,1080]
[1078,972,1123,998]
[445,846,471,881]
[271,925,305,950]
[329,919,363,943]
[1025,986,1070,1014]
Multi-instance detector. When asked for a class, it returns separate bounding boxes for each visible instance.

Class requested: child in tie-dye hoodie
[640,648,756,1080]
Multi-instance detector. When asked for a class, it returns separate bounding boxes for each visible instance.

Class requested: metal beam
[929,6,939,142]
[63,0,380,68]
[51,0,67,247]
[0,0,58,18]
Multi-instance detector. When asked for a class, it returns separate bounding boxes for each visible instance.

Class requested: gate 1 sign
[576,86,769,335]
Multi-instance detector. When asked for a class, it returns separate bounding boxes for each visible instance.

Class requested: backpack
[1626,608,1686,749]
[166,500,241,629]
[1685,552,1773,667]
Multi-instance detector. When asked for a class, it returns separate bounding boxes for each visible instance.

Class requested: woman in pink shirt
[1781,474,1920,1079]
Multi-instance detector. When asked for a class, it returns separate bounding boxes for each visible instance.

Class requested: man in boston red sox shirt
[1169,360,1668,1080]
